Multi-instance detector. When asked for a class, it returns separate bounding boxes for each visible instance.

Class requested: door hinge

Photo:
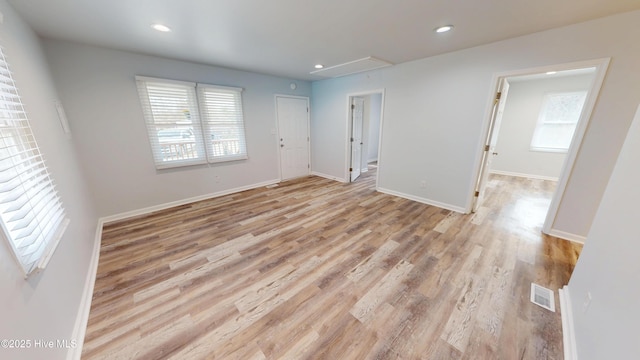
[351,137,354,142]
[484,145,490,151]
[308,164,310,168]
[495,91,502,103]
[307,137,309,141]
[349,168,353,172]
[351,104,355,110]
[474,191,480,197]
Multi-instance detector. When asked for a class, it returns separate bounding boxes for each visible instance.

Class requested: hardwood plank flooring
[83,169,582,359]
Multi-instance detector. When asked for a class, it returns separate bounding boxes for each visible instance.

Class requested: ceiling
[7,0,640,81]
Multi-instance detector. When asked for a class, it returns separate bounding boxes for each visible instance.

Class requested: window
[136,76,247,169]
[530,91,587,153]
[0,47,68,277]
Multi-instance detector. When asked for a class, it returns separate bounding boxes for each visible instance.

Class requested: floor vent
[531,283,555,312]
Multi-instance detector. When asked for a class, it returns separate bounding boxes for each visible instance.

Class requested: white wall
[42,40,312,217]
[368,93,382,163]
[491,73,594,179]
[567,104,640,359]
[0,2,99,360]
[311,10,640,236]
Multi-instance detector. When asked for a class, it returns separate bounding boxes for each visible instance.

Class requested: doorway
[472,58,610,236]
[276,95,310,181]
[347,91,384,183]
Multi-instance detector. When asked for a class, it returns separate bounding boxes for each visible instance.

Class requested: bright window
[0,47,69,277]
[530,91,587,153]
[136,76,247,169]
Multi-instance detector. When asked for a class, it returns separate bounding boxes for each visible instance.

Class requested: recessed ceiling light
[314,64,325,69]
[546,71,557,75]
[435,25,454,33]
[152,24,171,32]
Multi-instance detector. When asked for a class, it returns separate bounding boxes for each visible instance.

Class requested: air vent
[310,57,393,78]
[531,283,555,312]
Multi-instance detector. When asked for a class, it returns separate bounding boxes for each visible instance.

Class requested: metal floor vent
[530,283,555,312]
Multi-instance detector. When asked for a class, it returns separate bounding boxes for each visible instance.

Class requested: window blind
[136,76,248,168]
[197,84,248,163]
[0,47,68,277]
[136,76,206,169]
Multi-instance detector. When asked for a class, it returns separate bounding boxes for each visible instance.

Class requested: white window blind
[0,47,68,277]
[197,84,247,163]
[136,77,206,169]
[136,77,247,168]
[530,91,587,153]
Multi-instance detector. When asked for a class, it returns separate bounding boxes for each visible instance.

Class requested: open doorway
[347,91,384,183]
[472,58,610,239]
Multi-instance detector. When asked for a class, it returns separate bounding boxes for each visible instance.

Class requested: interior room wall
[360,96,371,172]
[311,10,640,237]
[567,104,640,359]
[0,2,99,360]
[491,73,594,180]
[42,40,312,217]
[368,93,382,163]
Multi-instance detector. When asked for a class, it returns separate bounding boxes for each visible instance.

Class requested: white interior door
[277,96,310,180]
[474,79,510,210]
[350,97,364,182]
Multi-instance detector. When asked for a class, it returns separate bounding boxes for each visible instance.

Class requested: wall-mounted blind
[136,77,206,169]
[0,47,68,277]
[136,76,247,168]
[197,84,247,163]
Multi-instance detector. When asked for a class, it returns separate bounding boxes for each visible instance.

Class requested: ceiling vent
[530,283,555,312]
[310,56,393,78]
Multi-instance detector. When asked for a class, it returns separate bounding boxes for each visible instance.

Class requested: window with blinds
[0,47,69,277]
[136,76,247,169]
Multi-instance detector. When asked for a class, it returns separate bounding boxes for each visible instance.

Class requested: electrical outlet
[582,291,592,313]
[420,180,427,189]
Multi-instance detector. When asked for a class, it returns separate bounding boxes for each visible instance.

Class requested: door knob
[281,144,285,147]
[492,152,498,155]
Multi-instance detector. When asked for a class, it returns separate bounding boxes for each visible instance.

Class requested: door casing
[469,58,611,235]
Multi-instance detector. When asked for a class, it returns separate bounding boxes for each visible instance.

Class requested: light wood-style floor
[83,168,582,359]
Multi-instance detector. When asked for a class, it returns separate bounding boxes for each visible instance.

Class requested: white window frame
[530,91,587,153]
[136,76,247,169]
[0,46,69,278]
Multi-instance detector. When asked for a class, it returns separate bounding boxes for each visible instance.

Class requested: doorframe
[274,94,311,181]
[345,89,386,187]
[468,57,610,234]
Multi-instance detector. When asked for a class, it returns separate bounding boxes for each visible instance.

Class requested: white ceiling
[7,0,640,81]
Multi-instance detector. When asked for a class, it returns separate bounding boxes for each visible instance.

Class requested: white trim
[489,170,559,181]
[345,89,386,186]
[67,221,103,360]
[101,179,280,223]
[546,229,586,244]
[311,171,348,183]
[559,286,578,360]
[377,187,467,213]
[467,58,611,235]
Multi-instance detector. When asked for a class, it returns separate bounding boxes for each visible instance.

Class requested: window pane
[531,91,587,152]
[136,77,206,168]
[197,85,248,163]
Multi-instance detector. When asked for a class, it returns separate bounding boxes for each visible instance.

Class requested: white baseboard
[376,187,467,213]
[101,179,280,223]
[489,169,559,181]
[559,286,578,360]
[546,229,586,244]
[311,171,347,183]
[67,220,103,360]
